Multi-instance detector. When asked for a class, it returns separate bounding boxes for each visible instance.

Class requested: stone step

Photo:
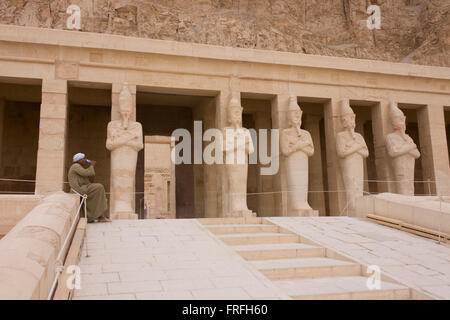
[273,276,411,300]
[233,243,326,260]
[199,217,265,225]
[251,258,361,280]
[217,233,299,245]
[206,224,279,235]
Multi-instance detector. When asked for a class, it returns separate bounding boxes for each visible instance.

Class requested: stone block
[39,104,67,119]
[38,118,66,135]
[55,61,79,80]
[41,79,68,94]
[0,192,77,299]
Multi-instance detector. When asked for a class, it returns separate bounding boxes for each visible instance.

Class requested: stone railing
[0,191,78,299]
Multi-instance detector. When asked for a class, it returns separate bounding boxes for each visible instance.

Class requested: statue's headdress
[228,91,243,112]
[288,96,303,113]
[119,82,132,112]
[389,101,405,119]
[340,100,355,117]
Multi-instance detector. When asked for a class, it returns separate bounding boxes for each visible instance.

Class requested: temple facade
[0,24,449,219]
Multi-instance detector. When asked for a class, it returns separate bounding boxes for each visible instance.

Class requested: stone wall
[0,0,448,67]
[0,192,78,299]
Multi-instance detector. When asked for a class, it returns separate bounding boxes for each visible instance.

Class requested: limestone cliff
[0,0,448,67]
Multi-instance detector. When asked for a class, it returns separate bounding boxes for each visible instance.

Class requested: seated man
[68,153,111,223]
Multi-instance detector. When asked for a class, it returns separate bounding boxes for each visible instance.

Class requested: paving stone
[421,285,450,299]
[82,273,120,284]
[73,294,136,300]
[136,291,194,300]
[74,283,108,297]
[161,278,215,291]
[191,287,251,300]
[108,280,162,294]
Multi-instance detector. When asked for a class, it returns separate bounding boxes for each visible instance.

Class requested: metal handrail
[46,190,87,300]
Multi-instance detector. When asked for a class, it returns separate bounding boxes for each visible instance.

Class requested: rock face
[0,0,448,67]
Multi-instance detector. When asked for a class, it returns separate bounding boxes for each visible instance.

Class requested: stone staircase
[200,217,413,300]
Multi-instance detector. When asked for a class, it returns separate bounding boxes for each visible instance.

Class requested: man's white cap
[73,153,85,163]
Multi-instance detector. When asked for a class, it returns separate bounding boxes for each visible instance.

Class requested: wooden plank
[53,218,87,300]
[367,214,450,244]
[367,214,402,226]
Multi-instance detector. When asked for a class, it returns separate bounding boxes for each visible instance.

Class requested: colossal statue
[385,102,420,195]
[106,83,143,219]
[280,96,315,216]
[336,100,369,215]
[222,92,255,217]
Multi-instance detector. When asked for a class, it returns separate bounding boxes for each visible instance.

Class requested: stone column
[271,94,289,216]
[0,97,5,169]
[255,108,275,217]
[417,104,450,196]
[303,114,326,216]
[109,83,137,216]
[323,98,346,215]
[371,100,395,193]
[216,90,230,217]
[35,79,68,195]
[355,119,370,193]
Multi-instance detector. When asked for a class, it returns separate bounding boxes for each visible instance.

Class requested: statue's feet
[98,216,112,223]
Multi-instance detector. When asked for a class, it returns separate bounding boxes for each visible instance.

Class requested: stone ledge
[0,24,449,81]
[0,191,78,300]
[359,193,450,234]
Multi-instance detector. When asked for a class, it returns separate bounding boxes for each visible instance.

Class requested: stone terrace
[74,219,290,300]
[74,217,450,300]
[269,217,450,299]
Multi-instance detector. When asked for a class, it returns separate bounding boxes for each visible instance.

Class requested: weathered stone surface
[106,83,143,219]
[0,191,78,300]
[0,0,448,67]
[280,96,315,215]
[385,102,421,195]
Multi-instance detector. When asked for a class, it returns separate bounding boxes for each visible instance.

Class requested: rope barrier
[0,177,441,184]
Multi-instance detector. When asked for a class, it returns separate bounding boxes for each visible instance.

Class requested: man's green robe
[68,163,108,222]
